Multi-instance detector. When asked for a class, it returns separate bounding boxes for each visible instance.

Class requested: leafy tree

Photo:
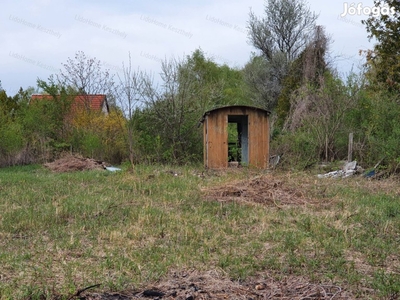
[35,79,76,141]
[246,0,319,111]
[140,56,210,163]
[0,85,31,122]
[71,109,127,163]
[0,91,14,120]
[343,69,400,171]
[183,49,250,107]
[137,49,244,164]
[0,86,37,166]
[243,52,288,110]
[358,1,400,171]
[218,64,251,106]
[0,87,20,165]
[365,91,400,171]
[248,0,318,61]
[362,0,400,91]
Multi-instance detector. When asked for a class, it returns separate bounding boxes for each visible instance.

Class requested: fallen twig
[67,284,101,299]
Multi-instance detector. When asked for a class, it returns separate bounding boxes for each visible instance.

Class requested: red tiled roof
[74,95,108,111]
[31,94,108,113]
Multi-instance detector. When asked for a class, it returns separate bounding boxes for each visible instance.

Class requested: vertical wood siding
[203,106,269,169]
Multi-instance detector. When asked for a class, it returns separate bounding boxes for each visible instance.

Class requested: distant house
[30,94,109,115]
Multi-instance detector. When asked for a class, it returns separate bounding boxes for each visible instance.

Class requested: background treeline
[1,0,399,173]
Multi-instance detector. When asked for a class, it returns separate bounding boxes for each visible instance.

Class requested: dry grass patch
[1,165,399,299]
[79,269,354,299]
[202,173,317,207]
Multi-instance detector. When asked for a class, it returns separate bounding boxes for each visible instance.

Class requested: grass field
[0,164,399,299]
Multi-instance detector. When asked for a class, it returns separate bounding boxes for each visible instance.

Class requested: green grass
[0,165,399,299]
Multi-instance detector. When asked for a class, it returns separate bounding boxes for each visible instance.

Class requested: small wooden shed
[201,105,270,169]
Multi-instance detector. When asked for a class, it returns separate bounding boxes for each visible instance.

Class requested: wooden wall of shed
[203,110,228,168]
[248,109,269,168]
[204,107,269,169]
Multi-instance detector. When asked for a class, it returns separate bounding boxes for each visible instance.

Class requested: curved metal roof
[200,105,271,123]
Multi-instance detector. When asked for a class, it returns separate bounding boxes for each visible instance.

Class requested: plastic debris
[269,155,280,168]
[104,166,122,172]
[317,161,358,179]
[363,169,376,178]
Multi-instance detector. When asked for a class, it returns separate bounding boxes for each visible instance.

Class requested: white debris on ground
[104,166,122,172]
[317,161,361,179]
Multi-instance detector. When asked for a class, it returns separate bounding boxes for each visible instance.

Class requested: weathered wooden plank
[203,106,270,169]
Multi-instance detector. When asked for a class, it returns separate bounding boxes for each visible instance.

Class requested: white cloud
[0,0,373,95]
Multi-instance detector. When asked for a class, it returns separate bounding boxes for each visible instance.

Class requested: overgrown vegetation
[1,0,399,298]
[2,0,399,172]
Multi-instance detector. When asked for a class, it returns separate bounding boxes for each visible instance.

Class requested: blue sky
[0,0,376,95]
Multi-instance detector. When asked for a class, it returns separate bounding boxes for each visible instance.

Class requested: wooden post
[325,135,328,162]
[348,133,353,162]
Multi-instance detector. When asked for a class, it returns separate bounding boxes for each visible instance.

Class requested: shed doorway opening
[228,115,248,166]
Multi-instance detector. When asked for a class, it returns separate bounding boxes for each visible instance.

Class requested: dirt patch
[43,154,105,173]
[203,174,314,207]
[78,270,353,299]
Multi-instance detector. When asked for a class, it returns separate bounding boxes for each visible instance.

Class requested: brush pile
[43,154,105,172]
